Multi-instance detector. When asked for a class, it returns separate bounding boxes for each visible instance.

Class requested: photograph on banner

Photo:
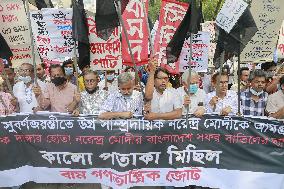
[87,17,122,71]
[0,0,41,67]
[121,0,149,66]
[153,0,188,73]
[202,21,217,68]
[216,0,248,33]
[277,20,284,59]
[179,32,210,73]
[241,0,284,63]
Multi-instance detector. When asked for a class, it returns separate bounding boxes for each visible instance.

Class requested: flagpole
[114,0,144,94]
[237,34,243,115]
[142,0,155,57]
[71,0,80,92]
[186,33,193,125]
[24,0,38,85]
[216,51,225,98]
[73,54,80,92]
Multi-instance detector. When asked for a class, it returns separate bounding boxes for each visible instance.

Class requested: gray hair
[248,69,266,82]
[182,70,199,84]
[118,72,134,85]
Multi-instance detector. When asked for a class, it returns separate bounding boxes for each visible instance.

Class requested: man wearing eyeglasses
[205,71,238,116]
[144,61,182,120]
[72,70,107,116]
[241,69,268,116]
[13,63,46,113]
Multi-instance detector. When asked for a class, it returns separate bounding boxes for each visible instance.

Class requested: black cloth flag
[166,0,203,64]
[0,33,13,60]
[95,0,129,40]
[28,0,54,9]
[213,8,258,68]
[72,0,90,70]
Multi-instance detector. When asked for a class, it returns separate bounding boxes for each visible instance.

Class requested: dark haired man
[231,67,250,92]
[240,69,268,116]
[144,61,182,120]
[205,71,238,116]
[36,63,50,83]
[33,64,80,113]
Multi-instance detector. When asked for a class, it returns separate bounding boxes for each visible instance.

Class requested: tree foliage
[149,0,225,22]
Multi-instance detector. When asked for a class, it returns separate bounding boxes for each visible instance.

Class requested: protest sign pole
[24,0,38,85]
[186,33,193,125]
[73,54,80,92]
[114,0,144,93]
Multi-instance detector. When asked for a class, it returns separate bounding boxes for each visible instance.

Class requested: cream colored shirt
[266,90,284,115]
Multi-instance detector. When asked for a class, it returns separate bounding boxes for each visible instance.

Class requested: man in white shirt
[13,63,46,113]
[177,70,206,117]
[99,72,143,119]
[144,62,182,120]
[205,71,238,116]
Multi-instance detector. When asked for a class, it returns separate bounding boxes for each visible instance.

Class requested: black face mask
[86,87,98,94]
[51,77,67,86]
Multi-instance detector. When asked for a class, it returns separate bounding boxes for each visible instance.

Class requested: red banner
[153,0,188,74]
[122,0,149,66]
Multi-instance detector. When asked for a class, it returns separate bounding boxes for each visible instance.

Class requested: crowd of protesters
[0,58,283,121]
[0,57,284,189]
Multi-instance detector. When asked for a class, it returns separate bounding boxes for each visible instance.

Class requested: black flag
[166,0,203,64]
[72,0,90,70]
[95,0,129,40]
[28,0,54,9]
[213,8,258,68]
[0,33,13,60]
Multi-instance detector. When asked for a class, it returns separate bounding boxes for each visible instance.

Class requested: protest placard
[216,0,248,33]
[179,32,210,72]
[277,20,284,59]
[241,0,284,63]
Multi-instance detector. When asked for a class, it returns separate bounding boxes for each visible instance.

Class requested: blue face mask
[106,74,115,81]
[189,84,198,94]
[64,67,73,76]
[19,76,32,84]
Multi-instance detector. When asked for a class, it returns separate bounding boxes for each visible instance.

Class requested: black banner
[0,114,284,188]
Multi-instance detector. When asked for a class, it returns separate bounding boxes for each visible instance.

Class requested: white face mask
[19,76,32,84]
[250,88,264,96]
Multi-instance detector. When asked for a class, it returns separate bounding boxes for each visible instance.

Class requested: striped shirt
[240,89,268,116]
